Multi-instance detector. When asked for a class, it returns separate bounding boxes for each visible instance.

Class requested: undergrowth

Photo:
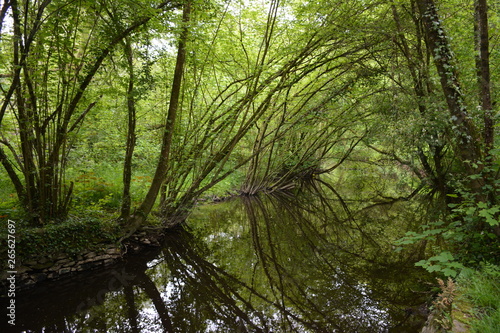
[458,264,500,333]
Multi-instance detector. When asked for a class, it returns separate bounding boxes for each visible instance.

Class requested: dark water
[1,182,432,332]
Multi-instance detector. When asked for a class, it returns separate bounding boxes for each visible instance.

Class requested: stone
[30,261,54,270]
[24,260,38,267]
[48,265,62,272]
[80,261,100,270]
[38,257,49,264]
[93,254,113,261]
[56,259,71,265]
[15,266,30,274]
[106,248,120,255]
[84,252,97,259]
[59,267,72,275]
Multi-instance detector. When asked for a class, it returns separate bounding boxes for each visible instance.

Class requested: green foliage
[415,251,465,278]
[0,194,25,221]
[0,216,119,265]
[71,171,122,214]
[396,198,498,278]
[458,264,500,333]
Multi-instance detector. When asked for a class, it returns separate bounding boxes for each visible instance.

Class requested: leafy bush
[395,181,499,277]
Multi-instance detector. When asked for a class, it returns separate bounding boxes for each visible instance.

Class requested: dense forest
[0,0,499,287]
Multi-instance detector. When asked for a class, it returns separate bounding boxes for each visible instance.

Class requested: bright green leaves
[415,251,465,278]
[395,220,446,249]
[396,188,499,278]
[477,202,500,227]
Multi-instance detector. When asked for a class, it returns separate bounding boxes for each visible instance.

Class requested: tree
[0,0,177,224]
[123,0,191,235]
[415,0,499,236]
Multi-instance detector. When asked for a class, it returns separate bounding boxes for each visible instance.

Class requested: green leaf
[442,267,458,277]
[429,251,454,263]
[415,260,428,267]
[427,264,443,273]
[477,202,488,209]
[485,216,499,227]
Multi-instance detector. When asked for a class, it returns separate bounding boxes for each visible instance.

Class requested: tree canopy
[0,0,498,262]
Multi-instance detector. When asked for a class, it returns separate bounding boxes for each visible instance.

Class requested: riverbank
[0,225,165,292]
[421,265,500,333]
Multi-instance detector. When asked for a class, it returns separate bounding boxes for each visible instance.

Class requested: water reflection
[1,182,430,332]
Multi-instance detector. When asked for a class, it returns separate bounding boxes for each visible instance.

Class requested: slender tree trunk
[123,285,140,333]
[120,38,137,222]
[1,1,174,224]
[0,0,11,38]
[474,0,494,154]
[0,147,25,200]
[124,1,191,236]
[392,3,449,197]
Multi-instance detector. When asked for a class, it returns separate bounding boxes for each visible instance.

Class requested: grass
[455,264,500,332]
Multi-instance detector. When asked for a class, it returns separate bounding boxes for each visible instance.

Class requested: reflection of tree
[160,229,271,332]
[134,264,174,332]
[237,181,429,332]
[6,182,429,332]
[124,285,140,333]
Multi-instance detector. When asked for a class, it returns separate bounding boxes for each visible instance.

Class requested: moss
[0,216,121,269]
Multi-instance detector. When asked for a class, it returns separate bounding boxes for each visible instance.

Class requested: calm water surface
[2,183,432,332]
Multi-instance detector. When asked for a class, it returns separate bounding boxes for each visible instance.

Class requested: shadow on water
[1,181,432,332]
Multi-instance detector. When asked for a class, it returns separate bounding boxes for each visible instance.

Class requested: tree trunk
[120,38,137,222]
[417,0,499,236]
[475,0,494,155]
[124,0,191,237]
[416,0,483,180]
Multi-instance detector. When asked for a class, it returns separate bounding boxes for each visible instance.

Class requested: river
[2,181,432,332]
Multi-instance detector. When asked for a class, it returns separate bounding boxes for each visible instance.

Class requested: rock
[56,258,71,265]
[58,268,72,275]
[106,248,120,255]
[22,279,36,288]
[31,261,54,270]
[79,261,101,270]
[38,257,49,264]
[24,260,38,267]
[96,254,118,261]
[84,252,97,259]
[15,266,30,274]
[48,265,62,272]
